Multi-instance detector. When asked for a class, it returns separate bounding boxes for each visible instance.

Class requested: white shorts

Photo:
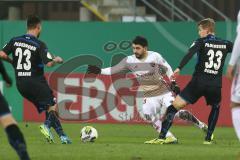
[142,92,174,120]
[231,70,240,103]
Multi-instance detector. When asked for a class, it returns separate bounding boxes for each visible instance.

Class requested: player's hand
[54,56,63,64]
[226,65,234,81]
[87,65,101,74]
[171,68,180,80]
[170,80,180,95]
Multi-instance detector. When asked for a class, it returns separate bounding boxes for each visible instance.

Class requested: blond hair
[198,18,215,33]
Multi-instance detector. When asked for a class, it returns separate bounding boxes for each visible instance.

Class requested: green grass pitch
[0,123,239,160]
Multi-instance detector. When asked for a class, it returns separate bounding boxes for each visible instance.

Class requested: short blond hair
[198,18,215,33]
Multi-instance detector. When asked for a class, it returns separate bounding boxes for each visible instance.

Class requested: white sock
[197,121,206,129]
[166,131,177,140]
[232,107,240,141]
[152,120,162,133]
[152,119,177,140]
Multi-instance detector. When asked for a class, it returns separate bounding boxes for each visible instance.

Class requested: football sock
[159,105,178,139]
[44,111,51,128]
[177,110,200,126]
[231,107,240,141]
[166,131,175,138]
[206,104,220,141]
[45,111,65,137]
[5,124,30,160]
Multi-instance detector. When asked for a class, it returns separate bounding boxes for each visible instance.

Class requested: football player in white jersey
[87,36,208,144]
[227,11,240,141]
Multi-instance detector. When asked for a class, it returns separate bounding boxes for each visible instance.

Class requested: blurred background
[0,0,239,21]
[0,0,239,126]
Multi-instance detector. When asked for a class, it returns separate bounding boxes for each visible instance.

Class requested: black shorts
[0,92,10,117]
[179,79,221,106]
[16,77,56,113]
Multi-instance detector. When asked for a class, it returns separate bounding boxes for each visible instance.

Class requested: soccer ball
[80,126,98,142]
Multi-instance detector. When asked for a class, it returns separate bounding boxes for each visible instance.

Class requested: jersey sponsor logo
[205,43,226,49]
[14,42,37,51]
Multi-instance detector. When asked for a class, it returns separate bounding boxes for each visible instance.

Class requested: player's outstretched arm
[46,56,63,67]
[87,57,127,75]
[174,40,201,79]
[0,51,13,64]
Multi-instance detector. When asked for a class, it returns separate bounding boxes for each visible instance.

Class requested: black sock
[46,111,65,137]
[159,105,178,139]
[178,110,200,125]
[44,111,51,128]
[206,104,220,141]
[5,124,30,160]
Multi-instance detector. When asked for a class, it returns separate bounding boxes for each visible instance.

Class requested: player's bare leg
[0,114,17,128]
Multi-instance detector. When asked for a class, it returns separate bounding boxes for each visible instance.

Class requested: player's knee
[0,114,17,128]
[172,96,186,109]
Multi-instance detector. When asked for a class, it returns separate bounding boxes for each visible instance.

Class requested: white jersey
[230,11,240,103]
[101,51,173,97]
[238,11,240,33]
[229,11,240,67]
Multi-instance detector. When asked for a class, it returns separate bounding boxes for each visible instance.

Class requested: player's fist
[87,65,101,74]
[54,56,63,64]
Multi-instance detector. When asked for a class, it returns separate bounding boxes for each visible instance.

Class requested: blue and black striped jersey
[178,34,233,87]
[2,34,53,78]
